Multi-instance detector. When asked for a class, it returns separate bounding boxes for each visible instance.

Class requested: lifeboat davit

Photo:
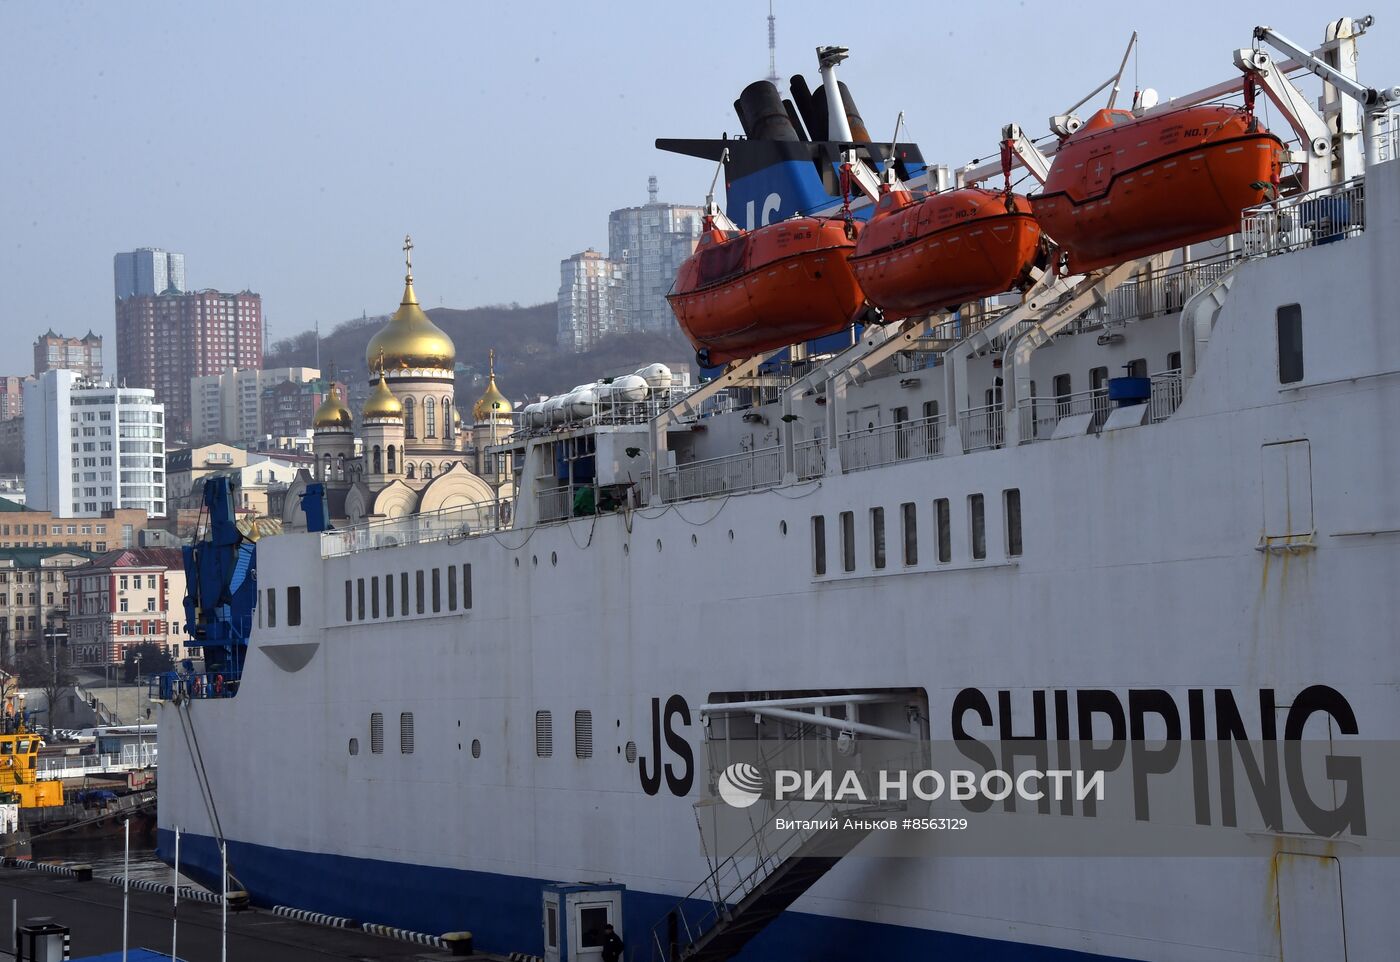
[851,187,1043,318]
[667,217,864,366]
[1032,105,1284,272]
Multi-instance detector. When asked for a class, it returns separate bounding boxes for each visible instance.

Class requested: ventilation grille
[574,710,593,759]
[535,710,553,758]
[370,713,384,754]
[625,741,637,764]
[400,712,415,754]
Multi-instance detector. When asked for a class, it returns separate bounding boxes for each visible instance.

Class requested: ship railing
[1149,368,1185,423]
[984,255,1238,355]
[647,795,856,962]
[1241,177,1366,257]
[1373,109,1399,164]
[1017,368,1184,442]
[536,483,573,524]
[35,751,155,779]
[838,414,944,473]
[794,438,827,480]
[649,745,920,962]
[320,498,509,557]
[959,402,1005,453]
[660,446,783,503]
[1093,254,1237,326]
[1018,387,1110,442]
[154,670,242,700]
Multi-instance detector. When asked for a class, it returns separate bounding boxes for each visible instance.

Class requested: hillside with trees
[265,302,696,402]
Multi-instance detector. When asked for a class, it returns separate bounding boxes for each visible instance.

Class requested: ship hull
[157,160,1400,961]
[158,828,1132,961]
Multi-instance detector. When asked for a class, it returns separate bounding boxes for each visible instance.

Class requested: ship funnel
[736,80,801,141]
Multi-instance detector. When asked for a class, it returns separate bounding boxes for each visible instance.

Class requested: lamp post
[133,651,143,767]
[45,618,55,729]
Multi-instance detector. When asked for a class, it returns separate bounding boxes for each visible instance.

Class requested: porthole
[471,739,481,758]
[348,738,359,756]
[656,539,663,552]
[623,543,630,556]
[514,557,520,568]
[691,534,698,546]
[550,551,558,567]
[780,520,788,536]
[625,741,638,763]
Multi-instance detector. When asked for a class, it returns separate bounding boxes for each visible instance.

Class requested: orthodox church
[280,238,515,526]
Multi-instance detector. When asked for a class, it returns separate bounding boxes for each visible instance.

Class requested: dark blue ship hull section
[159,828,1131,962]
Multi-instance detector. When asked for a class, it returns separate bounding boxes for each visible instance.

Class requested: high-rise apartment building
[115,289,263,440]
[607,177,702,333]
[113,248,186,300]
[190,366,320,445]
[34,330,103,379]
[22,370,166,519]
[262,378,344,439]
[0,378,28,421]
[557,249,626,353]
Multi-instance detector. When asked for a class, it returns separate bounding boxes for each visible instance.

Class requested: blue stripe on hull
[157,829,1130,961]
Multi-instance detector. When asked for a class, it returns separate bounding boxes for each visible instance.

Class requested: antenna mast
[766,1,779,86]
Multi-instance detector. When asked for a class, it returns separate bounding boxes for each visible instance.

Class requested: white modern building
[113,248,186,300]
[607,177,702,333]
[23,371,166,519]
[190,366,321,445]
[557,249,626,352]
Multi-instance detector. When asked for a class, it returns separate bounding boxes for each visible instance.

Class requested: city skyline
[2,1,1393,353]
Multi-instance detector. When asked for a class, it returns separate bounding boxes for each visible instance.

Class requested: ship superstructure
[154,18,1400,962]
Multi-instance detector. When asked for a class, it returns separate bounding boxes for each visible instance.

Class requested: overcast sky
[2,1,1393,355]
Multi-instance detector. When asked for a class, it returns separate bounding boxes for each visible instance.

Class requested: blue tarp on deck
[76,949,185,962]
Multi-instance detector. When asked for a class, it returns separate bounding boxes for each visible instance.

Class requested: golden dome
[364,257,456,372]
[362,374,404,420]
[312,386,352,430]
[472,350,513,421]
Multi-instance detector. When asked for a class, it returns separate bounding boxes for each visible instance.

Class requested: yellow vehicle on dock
[0,724,62,808]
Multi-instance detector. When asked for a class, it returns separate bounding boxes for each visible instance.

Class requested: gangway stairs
[650,797,900,962]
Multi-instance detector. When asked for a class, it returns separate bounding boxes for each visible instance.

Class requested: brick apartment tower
[116,290,263,442]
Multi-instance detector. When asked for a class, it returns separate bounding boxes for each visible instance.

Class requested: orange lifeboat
[667,217,864,366]
[1032,105,1284,272]
[851,187,1042,318]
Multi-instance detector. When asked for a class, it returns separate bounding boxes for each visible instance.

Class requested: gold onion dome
[362,374,404,420]
[365,236,456,371]
[312,386,352,429]
[472,350,513,421]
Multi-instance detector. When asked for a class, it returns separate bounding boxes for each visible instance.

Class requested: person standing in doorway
[602,923,624,962]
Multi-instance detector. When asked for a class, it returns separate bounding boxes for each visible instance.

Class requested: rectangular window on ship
[970,494,986,560]
[1004,488,1022,557]
[935,498,952,563]
[811,516,827,576]
[840,511,855,572]
[901,502,917,566]
[871,506,886,570]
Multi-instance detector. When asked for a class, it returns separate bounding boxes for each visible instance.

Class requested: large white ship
[155,18,1400,961]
